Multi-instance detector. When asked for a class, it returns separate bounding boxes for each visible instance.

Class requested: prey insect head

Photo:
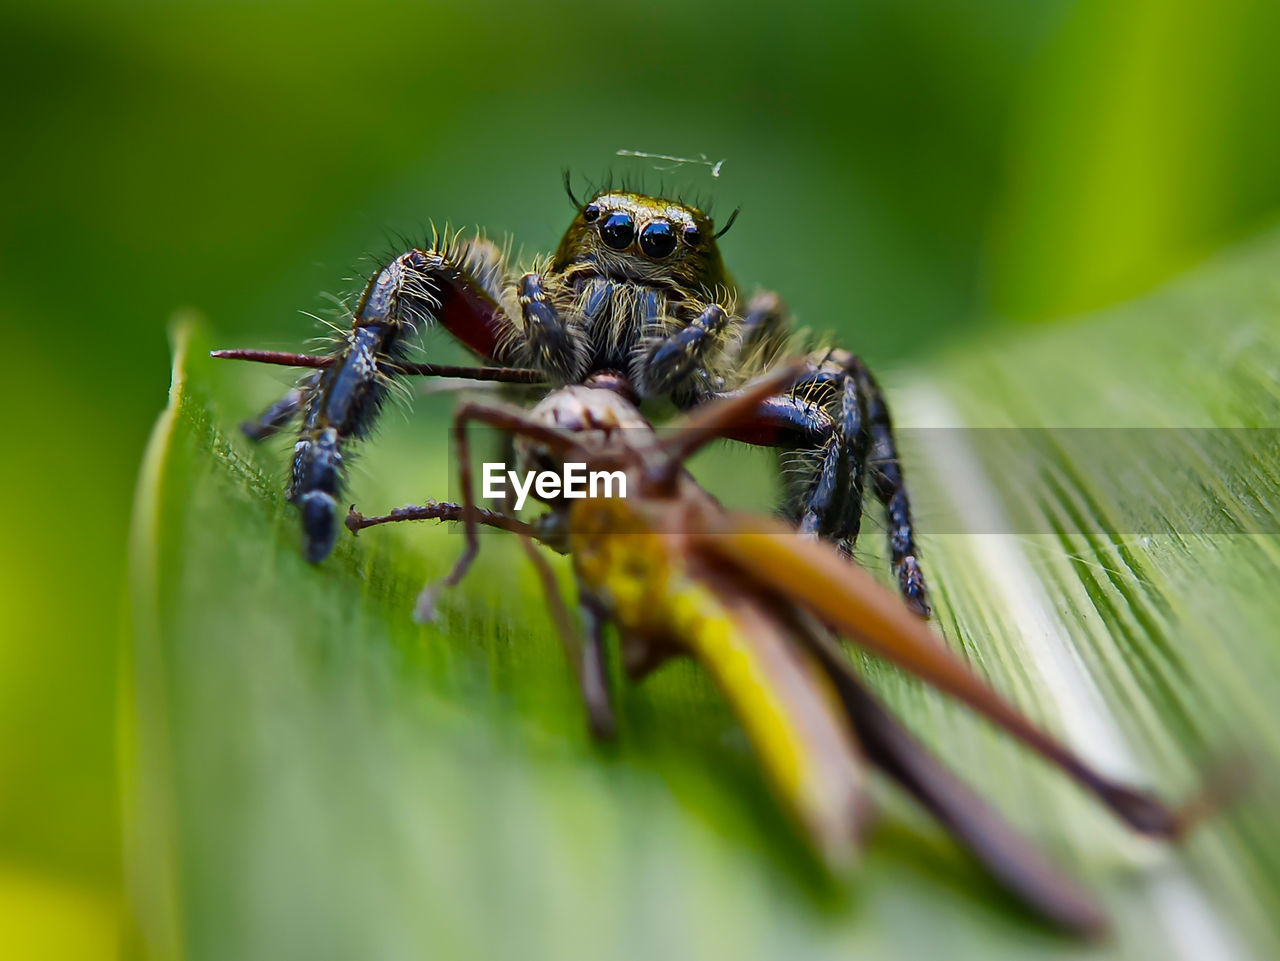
[512,384,654,505]
[553,191,730,290]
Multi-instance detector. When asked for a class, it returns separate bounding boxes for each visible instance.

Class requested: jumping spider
[223,176,931,616]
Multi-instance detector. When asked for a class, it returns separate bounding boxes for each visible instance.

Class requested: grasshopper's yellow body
[572,491,868,869]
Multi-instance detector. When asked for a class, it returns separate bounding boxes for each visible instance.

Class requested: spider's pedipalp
[635,302,731,401]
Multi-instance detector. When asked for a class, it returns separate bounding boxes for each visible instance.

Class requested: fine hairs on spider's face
[552,190,734,292]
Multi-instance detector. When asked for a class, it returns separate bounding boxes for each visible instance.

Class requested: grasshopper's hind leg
[577,594,618,739]
[820,652,1107,936]
[515,533,618,739]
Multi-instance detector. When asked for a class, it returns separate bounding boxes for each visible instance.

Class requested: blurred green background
[3,0,1280,955]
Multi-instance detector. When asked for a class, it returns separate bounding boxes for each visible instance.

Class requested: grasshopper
[343,362,1219,937]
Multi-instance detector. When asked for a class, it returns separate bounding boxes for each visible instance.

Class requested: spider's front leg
[717,350,932,617]
[240,371,317,441]
[840,351,930,616]
[290,238,522,561]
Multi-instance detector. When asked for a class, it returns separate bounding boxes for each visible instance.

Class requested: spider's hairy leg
[841,352,930,617]
[733,289,791,360]
[240,371,318,441]
[635,302,730,399]
[795,372,869,554]
[736,390,849,537]
[293,238,522,562]
[704,351,928,615]
[517,272,589,382]
[834,367,870,552]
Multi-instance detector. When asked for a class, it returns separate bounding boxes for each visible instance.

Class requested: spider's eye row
[639,221,678,258]
[682,223,701,247]
[582,202,601,223]
[598,211,635,250]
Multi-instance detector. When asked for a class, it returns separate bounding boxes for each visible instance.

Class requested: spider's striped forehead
[552,189,730,291]
[589,192,707,230]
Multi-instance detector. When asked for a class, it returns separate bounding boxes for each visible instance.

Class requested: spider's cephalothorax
[231,181,930,615]
[518,190,738,399]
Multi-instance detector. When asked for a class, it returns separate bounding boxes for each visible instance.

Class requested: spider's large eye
[639,221,678,258]
[598,211,635,250]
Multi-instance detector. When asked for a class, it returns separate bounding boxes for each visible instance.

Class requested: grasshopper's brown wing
[692,519,1186,839]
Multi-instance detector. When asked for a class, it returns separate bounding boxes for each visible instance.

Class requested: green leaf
[124,234,1280,960]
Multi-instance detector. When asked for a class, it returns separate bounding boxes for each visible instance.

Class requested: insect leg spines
[291,239,523,562]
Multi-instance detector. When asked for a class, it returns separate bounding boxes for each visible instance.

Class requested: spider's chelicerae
[222,177,931,616]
